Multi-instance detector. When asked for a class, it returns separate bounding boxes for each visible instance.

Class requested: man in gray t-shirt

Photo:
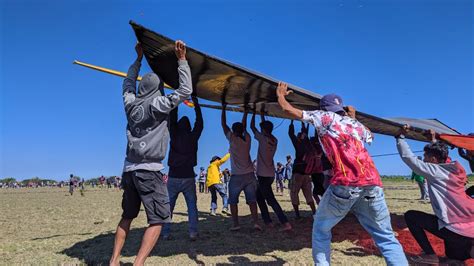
[221,103,260,231]
[252,111,292,231]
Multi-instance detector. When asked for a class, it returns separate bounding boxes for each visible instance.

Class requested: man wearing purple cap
[276,82,407,265]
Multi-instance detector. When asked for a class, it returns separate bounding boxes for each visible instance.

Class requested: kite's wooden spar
[73,60,172,89]
[73,60,198,107]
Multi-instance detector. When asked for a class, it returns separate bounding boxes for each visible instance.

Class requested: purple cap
[320,94,344,113]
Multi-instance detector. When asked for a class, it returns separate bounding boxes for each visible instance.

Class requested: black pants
[311,173,325,197]
[198,182,205,193]
[256,176,289,225]
[404,210,473,261]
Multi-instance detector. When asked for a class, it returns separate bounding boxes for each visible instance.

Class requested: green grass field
[0,180,464,265]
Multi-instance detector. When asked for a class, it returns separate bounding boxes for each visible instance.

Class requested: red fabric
[321,133,382,187]
[331,215,474,265]
[440,134,474,150]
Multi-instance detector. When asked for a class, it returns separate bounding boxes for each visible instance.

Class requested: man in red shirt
[276,82,407,265]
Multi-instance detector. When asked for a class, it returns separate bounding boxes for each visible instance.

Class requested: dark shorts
[121,170,171,224]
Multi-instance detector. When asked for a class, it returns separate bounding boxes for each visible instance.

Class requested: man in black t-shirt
[162,96,203,241]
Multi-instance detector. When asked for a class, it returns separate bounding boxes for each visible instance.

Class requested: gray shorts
[121,170,171,224]
[228,172,258,205]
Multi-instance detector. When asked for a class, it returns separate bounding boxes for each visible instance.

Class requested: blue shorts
[228,172,258,204]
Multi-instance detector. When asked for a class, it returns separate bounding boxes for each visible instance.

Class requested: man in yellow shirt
[207,153,230,216]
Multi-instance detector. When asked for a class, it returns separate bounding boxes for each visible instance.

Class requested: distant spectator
[411,157,429,201]
[198,167,206,193]
[222,168,231,196]
[69,174,74,196]
[206,154,230,216]
[275,162,285,195]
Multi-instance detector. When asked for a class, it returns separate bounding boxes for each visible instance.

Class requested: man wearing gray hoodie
[110,40,192,266]
[397,126,474,264]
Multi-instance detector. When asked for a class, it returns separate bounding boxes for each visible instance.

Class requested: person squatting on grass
[397,126,474,264]
[288,120,316,218]
[206,153,231,216]
[221,103,261,231]
[276,81,408,266]
[161,95,203,241]
[251,110,292,231]
[110,40,192,266]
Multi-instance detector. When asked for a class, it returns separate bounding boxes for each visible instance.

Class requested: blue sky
[1,0,472,180]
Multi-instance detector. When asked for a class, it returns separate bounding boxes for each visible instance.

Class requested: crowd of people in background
[0,175,121,190]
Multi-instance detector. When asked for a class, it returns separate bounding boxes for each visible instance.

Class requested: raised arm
[397,137,439,179]
[288,120,297,146]
[151,40,192,114]
[123,43,143,106]
[169,106,178,135]
[242,106,249,132]
[396,126,441,179]
[192,96,203,137]
[301,121,309,136]
[217,153,231,166]
[250,112,259,135]
[221,103,230,136]
[276,82,303,119]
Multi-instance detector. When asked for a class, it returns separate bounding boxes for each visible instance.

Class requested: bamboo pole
[73,60,172,89]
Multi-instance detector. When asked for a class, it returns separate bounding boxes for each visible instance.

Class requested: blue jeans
[228,172,258,204]
[209,183,228,211]
[312,185,407,266]
[162,177,198,236]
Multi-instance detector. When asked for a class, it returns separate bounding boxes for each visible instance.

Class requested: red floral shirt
[302,110,382,187]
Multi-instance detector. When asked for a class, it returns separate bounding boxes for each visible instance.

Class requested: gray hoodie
[397,137,474,237]
[122,59,192,172]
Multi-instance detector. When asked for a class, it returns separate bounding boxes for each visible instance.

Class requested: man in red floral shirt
[276,82,407,265]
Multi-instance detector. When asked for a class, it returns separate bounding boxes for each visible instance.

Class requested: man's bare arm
[276,82,303,119]
[221,103,230,135]
[250,112,258,135]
